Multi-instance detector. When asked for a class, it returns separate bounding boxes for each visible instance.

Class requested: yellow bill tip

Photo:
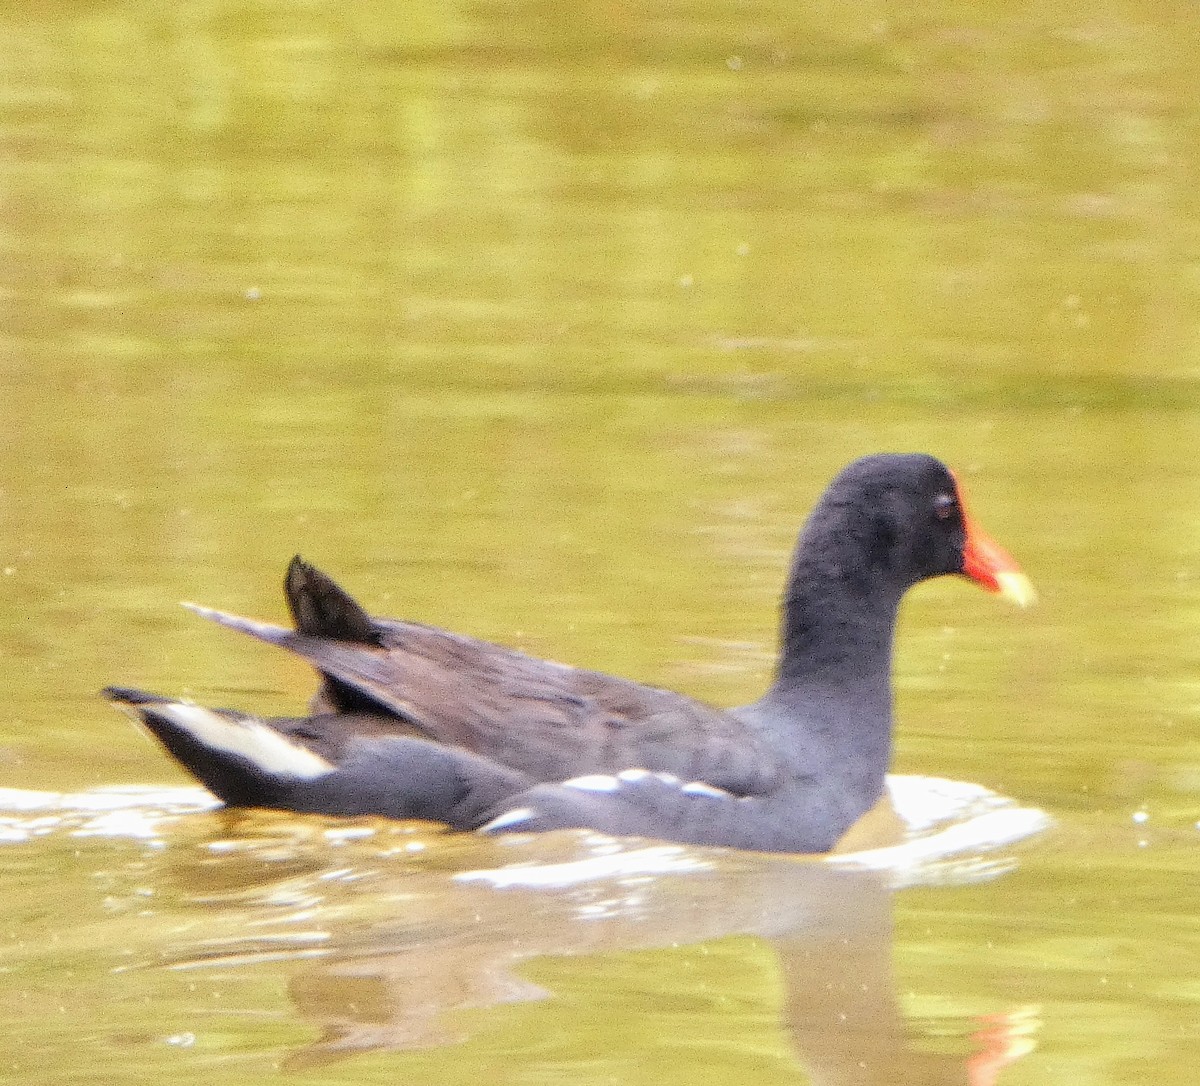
[995,570,1037,608]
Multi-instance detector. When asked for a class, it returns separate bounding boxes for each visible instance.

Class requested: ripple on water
[0,775,1050,888]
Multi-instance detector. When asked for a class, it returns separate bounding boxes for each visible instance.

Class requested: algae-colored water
[1,2,1198,1083]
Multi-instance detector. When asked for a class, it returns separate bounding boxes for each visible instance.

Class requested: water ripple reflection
[0,777,1049,1079]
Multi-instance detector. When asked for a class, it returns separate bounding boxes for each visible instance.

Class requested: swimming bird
[105,453,1034,853]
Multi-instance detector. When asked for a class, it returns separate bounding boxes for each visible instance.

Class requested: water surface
[1,1,1198,1083]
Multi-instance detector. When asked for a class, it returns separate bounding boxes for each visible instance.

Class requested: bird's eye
[933,493,957,520]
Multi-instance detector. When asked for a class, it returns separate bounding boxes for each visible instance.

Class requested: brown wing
[183,559,779,794]
[186,605,775,790]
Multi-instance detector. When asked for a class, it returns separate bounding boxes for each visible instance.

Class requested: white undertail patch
[149,704,334,781]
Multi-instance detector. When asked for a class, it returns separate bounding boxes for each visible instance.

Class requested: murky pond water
[2,2,1198,1084]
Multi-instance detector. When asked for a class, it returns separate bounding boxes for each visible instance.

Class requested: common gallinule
[105,453,1034,854]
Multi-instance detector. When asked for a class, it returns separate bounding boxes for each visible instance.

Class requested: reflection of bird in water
[107,454,1032,854]
[153,825,1037,1083]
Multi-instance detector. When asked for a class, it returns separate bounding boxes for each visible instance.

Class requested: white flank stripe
[561,774,621,793]
[154,705,334,780]
[477,807,536,833]
[679,781,733,799]
[614,769,683,786]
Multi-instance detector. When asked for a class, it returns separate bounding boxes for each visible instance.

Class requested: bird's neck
[775,560,901,685]
[763,551,904,751]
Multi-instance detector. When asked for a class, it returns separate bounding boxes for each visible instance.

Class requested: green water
[2,1,1198,1083]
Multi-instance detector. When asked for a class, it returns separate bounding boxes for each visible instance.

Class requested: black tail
[285,556,382,645]
[103,685,172,707]
[283,556,397,715]
[103,687,334,808]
